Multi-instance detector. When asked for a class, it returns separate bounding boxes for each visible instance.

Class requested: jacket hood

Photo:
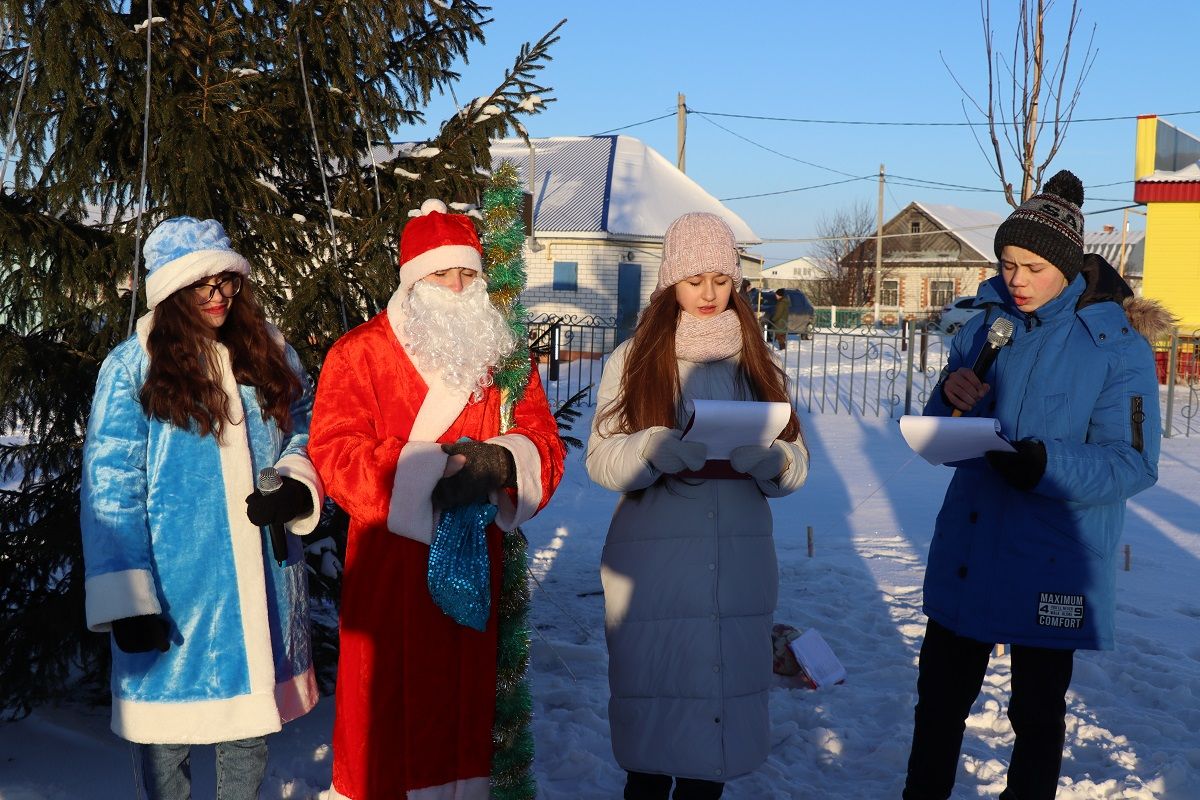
[1076,253,1175,341]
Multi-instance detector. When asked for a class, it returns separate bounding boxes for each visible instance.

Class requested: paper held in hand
[787,629,846,689]
[680,399,791,460]
[899,415,1016,466]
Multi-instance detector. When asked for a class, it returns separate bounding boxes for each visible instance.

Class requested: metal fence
[781,323,950,418]
[526,311,1199,437]
[526,312,951,419]
[527,313,617,410]
[1154,328,1200,438]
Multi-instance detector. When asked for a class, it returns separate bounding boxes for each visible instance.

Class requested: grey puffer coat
[586,340,809,781]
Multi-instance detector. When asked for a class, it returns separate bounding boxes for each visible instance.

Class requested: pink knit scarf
[675,309,742,363]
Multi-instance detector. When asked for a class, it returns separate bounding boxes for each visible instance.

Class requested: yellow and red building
[1134,114,1200,333]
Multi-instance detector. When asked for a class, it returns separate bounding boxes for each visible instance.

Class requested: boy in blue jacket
[902,171,1171,800]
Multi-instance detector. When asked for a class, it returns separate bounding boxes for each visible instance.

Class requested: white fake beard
[402,279,518,402]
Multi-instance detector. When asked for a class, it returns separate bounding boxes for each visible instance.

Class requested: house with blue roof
[488,135,762,336]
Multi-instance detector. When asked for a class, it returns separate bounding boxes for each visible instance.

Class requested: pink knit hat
[651,212,741,300]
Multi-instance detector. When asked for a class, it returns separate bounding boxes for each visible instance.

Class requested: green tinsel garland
[484,160,536,800]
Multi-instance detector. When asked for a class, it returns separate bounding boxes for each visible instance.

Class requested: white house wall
[520,237,662,320]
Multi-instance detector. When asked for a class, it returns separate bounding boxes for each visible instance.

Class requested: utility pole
[677,92,686,173]
[874,164,885,325]
[1117,207,1129,277]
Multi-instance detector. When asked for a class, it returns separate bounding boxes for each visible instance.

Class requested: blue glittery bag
[427,502,497,631]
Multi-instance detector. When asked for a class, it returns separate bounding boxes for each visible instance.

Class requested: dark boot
[625,771,671,800]
[673,777,724,799]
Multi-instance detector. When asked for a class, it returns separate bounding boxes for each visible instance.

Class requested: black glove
[432,441,517,508]
[111,614,170,654]
[985,439,1047,491]
[245,475,313,526]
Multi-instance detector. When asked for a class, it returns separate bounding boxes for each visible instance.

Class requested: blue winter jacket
[81,314,325,744]
[923,258,1161,650]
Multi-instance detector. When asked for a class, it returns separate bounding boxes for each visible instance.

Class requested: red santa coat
[310,291,564,800]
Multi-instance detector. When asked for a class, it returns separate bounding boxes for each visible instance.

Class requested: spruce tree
[0,0,561,718]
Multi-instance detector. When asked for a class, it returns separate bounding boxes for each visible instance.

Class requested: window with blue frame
[553,261,578,291]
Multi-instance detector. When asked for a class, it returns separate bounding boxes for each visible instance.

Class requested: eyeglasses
[191,274,243,305]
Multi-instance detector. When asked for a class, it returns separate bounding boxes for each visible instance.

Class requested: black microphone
[951,317,1014,417]
[256,467,289,564]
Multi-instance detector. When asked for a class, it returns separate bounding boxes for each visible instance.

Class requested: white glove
[730,442,790,481]
[639,427,707,474]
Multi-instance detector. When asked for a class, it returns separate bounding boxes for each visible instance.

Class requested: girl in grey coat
[587,213,809,800]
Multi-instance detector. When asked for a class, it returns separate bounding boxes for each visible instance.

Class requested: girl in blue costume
[902,172,1171,800]
[81,217,325,800]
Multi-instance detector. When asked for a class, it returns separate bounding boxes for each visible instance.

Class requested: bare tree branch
[945,0,1095,207]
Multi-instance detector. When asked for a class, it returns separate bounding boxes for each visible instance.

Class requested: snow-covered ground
[3,398,1200,798]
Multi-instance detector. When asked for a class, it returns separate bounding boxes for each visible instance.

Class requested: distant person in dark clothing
[767,288,789,350]
[902,171,1170,800]
[738,278,753,310]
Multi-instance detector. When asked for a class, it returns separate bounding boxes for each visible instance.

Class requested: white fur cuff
[387,442,450,545]
[85,569,162,632]
[275,453,326,536]
[488,434,543,531]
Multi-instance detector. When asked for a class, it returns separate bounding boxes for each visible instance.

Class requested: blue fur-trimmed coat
[81,314,325,744]
[923,257,1166,651]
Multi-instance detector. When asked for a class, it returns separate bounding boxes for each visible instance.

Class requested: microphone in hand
[948,317,1014,417]
[247,468,312,564]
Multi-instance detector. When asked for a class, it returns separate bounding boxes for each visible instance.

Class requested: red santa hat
[398,199,483,293]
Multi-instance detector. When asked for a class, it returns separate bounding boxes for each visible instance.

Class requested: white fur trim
[145,249,251,309]
[399,245,483,294]
[115,667,316,743]
[328,777,490,800]
[276,665,319,724]
[487,434,542,531]
[386,288,472,442]
[274,453,325,536]
[211,344,277,702]
[85,569,162,632]
[387,442,450,545]
[409,777,490,799]
[112,689,283,745]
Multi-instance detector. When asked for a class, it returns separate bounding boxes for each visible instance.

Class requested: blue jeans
[134,737,268,800]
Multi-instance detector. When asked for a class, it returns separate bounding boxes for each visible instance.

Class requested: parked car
[935,295,984,335]
[749,288,816,340]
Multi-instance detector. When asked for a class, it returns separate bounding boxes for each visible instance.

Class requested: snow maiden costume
[587,213,809,796]
[309,200,565,800]
[81,218,324,747]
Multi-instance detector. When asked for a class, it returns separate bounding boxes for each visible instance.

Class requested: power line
[760,222,1004,245]
[720,175,873,202]
[691,108,1200,128]
[695,112,861,178]
[590,110,676,136]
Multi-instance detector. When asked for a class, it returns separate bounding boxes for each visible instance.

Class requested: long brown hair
[598,289,802,443]
[139,277,301,438]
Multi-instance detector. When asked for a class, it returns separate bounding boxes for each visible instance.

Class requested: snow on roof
[488,136,760,244]
[1138,161,1200,183]
[1085,228,1145,277]
[912,202,1005,261]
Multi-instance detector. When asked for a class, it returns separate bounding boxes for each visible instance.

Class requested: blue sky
[409,1,1200,265]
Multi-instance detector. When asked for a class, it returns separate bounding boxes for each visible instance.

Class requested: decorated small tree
[480,160,537,799]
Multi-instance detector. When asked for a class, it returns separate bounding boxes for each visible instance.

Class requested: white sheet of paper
[788,628,846,688]
[680,399,792,460]
[899,415,1017,466]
